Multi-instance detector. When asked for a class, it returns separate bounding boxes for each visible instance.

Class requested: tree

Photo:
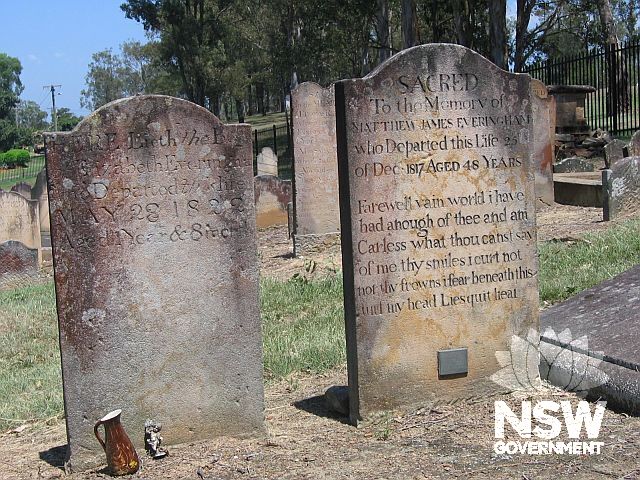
[56,108,83,131]
[16,100,48,132]
[80,49,128,111]
[0,53,23,151]
[489,0,507,69]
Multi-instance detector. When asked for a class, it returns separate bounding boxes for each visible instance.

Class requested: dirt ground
[2,203,639,480]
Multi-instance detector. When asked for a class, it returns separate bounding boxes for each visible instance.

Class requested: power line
[43,84,62,131]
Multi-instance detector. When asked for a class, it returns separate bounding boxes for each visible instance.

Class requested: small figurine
[144,419,168,459]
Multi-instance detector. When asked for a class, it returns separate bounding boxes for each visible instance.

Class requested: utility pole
[43,84,62,131]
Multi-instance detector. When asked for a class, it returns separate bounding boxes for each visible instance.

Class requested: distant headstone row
[45,44,543,472]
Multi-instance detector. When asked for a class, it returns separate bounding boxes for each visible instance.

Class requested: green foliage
[0,148,30,168]
[55,108,82,132]
[0,53,23,151]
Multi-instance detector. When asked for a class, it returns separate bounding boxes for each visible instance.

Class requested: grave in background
[335,44,539,423]
[256,146,278,176]
[531,79,555,207]
[254,175,292,229]
[0,190,42,265]
[291,82,341,256]
[45,95,264,472]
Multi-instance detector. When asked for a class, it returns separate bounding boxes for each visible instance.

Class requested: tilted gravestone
[291,82,341,256]
[44,95,264,472]
[553,156,595,173]
[604,139,627,168]
[627,130,640,157]
[530,79,555,207]
[256,146,278,176]
[32,169,51,234]
[0,191,41,264]
[335,44,539,423]
[605,156,640,219]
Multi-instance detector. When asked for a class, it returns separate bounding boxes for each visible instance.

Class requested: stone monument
[0,190,41,264]
[531,79,555,206]
[256,146,278,176]
[291,82,341,256]
[44,95,264,472]
[335,44,539,423]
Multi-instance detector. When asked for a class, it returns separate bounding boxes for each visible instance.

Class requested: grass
[1,218,639,431]
[245,112,287,130]
[0,283,61,431]
[538,218,640,304]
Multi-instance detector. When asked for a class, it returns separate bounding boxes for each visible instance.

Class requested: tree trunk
[235,98,245,123]
[246,84,254,116]
[489,0,508,69]
[401,0,419,49]
[223,101,230,122]
[452,0,473,47]
[212,94,221,118]
[514,0,534,72]
[377,0,392,64]
[596,0,630,115]
[256,82,265,115]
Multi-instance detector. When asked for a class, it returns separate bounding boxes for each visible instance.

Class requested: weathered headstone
[0,191,41,261]
[627,130,640,157]
[605,156,640,219]
[44,95,264,472]
[254,175,292,229]
[256,146,278,176]
[10,181,32,198]
[553,156,595,173]
[291,82,341,256]
[335,44,539,423]
[32,169,51,234]
[604,139,627,168]
[0,240,38,278]
[531,79,555,207]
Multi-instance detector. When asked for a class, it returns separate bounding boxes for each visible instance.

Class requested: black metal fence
[0,155,45,186]
[253,122,293,179]
[523,41,640,137]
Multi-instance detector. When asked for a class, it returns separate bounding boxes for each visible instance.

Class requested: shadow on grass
[38,444,66,470]
[293,394,351,425]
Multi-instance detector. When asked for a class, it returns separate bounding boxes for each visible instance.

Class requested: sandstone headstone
[256,146,278,176]
[291,83,340,256]
[0,240,38,278]
[254,175,292,229]
[553,156,595,173]
[627,130,640,157]
[605,156,640,219]
[32,169,51,234]
[335,44,539,423]
[531,79,555,207]
[44,95,264,472]
[0,191,41,259]
[604,139,627,168]
[10,181,32,198]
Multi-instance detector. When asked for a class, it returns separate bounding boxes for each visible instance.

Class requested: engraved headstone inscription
[335,44,539,423]
[44,95,264,472]
[291,83,341,256]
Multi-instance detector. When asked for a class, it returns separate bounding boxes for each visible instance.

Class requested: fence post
[254,129,258,158]
[272,124,277,156]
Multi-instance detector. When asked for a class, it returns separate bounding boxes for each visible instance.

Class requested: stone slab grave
[256,146,278,176]
[44,95,264,472]
[254,174,292,228]
[0,190,41,264]
[553,156,595,173]
[540,265,640,414]
[291,82,341,256]
[604,139,626,168]
[603,156,640,219]
[531,79,555,207]
[335,44,539,423]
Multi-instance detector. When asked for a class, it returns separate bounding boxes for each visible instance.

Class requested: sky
[0,0,147,117]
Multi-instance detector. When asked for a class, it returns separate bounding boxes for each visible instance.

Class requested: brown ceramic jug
[94,409,140,475]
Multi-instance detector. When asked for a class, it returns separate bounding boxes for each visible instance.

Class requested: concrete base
[553,172,603,207]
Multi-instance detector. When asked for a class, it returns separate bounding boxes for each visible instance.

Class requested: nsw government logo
[490,328,609,455]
